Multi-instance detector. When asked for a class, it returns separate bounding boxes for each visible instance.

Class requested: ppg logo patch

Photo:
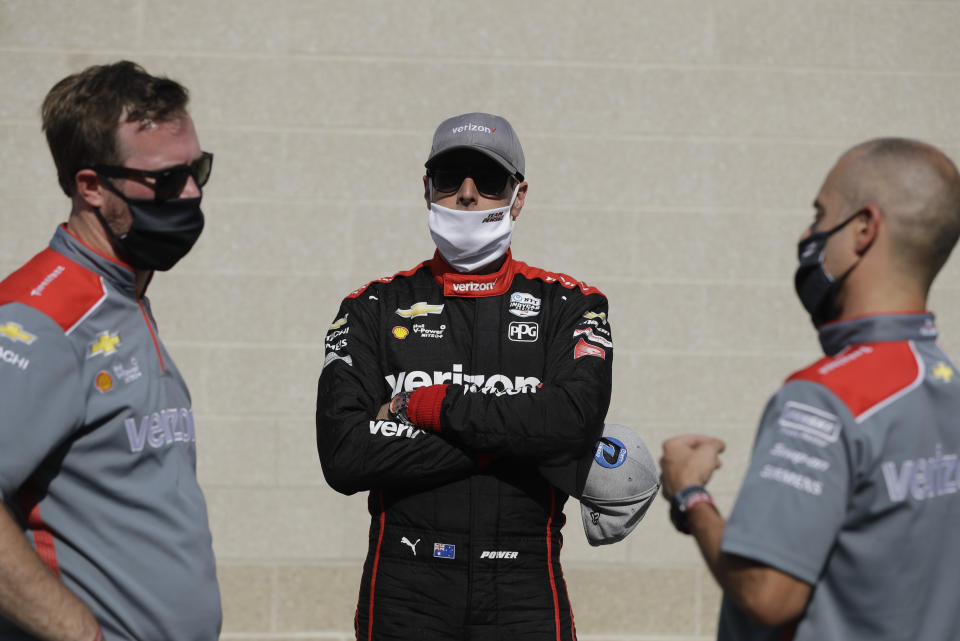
[594,437,628,469]
[508,321,538,342]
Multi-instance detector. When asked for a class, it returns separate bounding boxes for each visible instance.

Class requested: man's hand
[660,434,726,498]
[375,403,390,420]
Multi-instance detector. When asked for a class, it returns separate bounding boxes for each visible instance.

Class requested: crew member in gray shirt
[660,138,960,640]
[0,61,220,641]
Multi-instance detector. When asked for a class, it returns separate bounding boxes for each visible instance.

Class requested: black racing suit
[316,250,613,641]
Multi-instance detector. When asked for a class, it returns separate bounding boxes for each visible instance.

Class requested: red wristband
[407,384,448,432]
[92,623,103,641]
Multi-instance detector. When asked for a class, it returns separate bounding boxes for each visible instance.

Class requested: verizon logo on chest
[452,280,495,293]
[124,408,196,453]
[385,363,540,395]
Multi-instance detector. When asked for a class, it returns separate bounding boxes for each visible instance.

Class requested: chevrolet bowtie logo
[582,311,608,324]
[395,303,444,319]
[0,322,36,345]
[89,331,120,357]
[329,314,349,330]
[933,362,954,383]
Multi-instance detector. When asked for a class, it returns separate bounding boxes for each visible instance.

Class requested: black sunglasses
[429,166,514,198]
[93,151,213,202]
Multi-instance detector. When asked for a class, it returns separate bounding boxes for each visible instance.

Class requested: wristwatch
[388,391,413,425]
[669,485,714,534]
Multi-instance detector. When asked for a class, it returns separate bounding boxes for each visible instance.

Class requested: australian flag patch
[433,543,456,559]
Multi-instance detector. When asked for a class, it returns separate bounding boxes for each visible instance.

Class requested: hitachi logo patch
[0,347,29,370]
[452,281,495,293]
[385,363,540,395]
[480,551,518,559]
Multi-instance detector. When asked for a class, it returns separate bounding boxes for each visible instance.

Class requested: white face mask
[428,184,520,273]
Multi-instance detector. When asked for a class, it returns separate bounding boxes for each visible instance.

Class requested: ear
[423,175,431,210]
[854,205,881,255]
[75,169,106,209]
[511,181,528,221]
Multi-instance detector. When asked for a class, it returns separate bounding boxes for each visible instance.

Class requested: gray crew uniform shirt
[0,226,221,640]
[718,313,960,641]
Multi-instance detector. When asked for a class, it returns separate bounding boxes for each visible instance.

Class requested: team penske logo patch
[88,331,120,357]
[0,322,36,345]
[395,302,444,318]
[777,401,841,446]
[481,212,505,223]
[594,437,627,468]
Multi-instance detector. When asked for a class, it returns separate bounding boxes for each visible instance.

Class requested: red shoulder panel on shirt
[345,261,430,299]
[786,341,922,420]
[0,248,106,333]
[512,260,606,298]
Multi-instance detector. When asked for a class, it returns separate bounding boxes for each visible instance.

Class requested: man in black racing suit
[316,112,613,641]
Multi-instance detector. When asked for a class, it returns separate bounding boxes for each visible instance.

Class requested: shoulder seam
[346,261,429,299]
[512,261,605,298]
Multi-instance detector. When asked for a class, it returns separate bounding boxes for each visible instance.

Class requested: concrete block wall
[2,2,959,639]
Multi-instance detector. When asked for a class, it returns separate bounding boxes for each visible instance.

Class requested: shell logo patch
[94,371,114,393]
[392,326,409,340]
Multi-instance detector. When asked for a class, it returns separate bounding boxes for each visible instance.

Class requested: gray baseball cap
[425,112,525,180]
[539,423,660,546]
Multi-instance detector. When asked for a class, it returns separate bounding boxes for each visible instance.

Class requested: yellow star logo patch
[89,331,120,357]
[933,362,954,383]
[0,322,36,345]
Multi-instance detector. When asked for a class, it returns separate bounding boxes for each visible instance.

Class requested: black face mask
[95,181,204,271]
[794,211,863,328]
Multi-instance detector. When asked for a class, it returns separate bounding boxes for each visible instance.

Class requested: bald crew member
[660,138,960,640]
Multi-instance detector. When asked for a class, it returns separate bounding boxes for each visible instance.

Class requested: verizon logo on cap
[452,123,496,134]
